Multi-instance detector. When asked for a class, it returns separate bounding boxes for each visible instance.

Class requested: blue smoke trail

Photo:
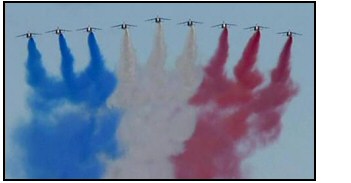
[14,35,121,179]
[59,34,75,90]
[26,38,67,112]
[59,33,117,107]
[15,109,120,179]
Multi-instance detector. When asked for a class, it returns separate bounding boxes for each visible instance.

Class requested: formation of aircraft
[178,19,203,27]
[16,16,302,38]
[211,21,237,29]
[111,22,137,30]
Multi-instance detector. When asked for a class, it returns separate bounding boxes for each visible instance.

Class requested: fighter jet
[76,25,102,32]
[46,27,71,35]
[111,22,137,30]
[16,32,41,38]
[277,30,302,37]
[244,24,269,31]
[211,21,237,29]
[178,19,203,27]
[145,16,171,23]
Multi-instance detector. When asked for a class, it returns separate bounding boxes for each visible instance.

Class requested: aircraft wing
[45,30,56,33]
[92,27,102,30]
[145,18,155,21]
[276,32,287,34]
[244,26,254,30]
[160,17,171,20]
[62,29,72,32]
[16,33,27,37]
[127,24,137,27]
[211,24,222,28]
[260,26,269,29]
[177,21,188,25]
[193,21,203,24]
[32,33,41,35]
[111,24,122,28]
[227,23,237,26]
[76,27,87,31]
[292,32,302,35]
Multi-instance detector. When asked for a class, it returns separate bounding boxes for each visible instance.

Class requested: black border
[3,1,316,181]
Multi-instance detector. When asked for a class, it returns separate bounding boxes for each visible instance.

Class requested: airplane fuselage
[155,18,161,23]
[17,32,39,39]
[277,31,300,37]
[187,21,194,26]
[121,24,127,29]
[221,24,227,28]
[254,26,260,31]
[55,29,62,34]
[87,27,93,32]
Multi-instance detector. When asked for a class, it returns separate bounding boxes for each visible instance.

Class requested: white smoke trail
[174,26,203,96]
[176,26,197,72]
[105,26,202,179]
[108,30,137,108]
[119,30,137,83]
[147,23,167,73]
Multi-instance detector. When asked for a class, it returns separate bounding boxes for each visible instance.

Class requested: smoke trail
[13,35,121,178]
[105,26,200,179]
[15,108,120,179]
[247,36,298,146]
[139,23,168,103]
[189,28,233,106]
[138,22,168,104]
[175,26,202,90]
[217,31,263,107]
[59,33,117,107]
[26,38,47,87]
[26,38,66,106]
[234,31,263,89]
[172,28,237,179]
[108,30,137,108]
[104,24,171,178]
[118,30,137,83]
[58,34,79,107]
[173,33,298,179]
[204,28,229,77]
[147,23,167,74]
[176,26,197,72]
[271,36,293,83]
[59,34,75,87]
[248,37,296,114]
[73,33,117,108]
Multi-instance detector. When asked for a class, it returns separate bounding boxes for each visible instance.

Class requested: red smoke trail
[173,28,251,179]
[250,37,296,113]
[247,36,298,147]
[189,28,233,106]
[217,31,263,107]
[234,31,263,89]
[173,33,297,178]
[272,36,293,83]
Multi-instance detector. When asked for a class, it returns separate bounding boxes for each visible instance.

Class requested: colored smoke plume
[173,31,297,179]
[14,34,121,178]
[104,25,201,179]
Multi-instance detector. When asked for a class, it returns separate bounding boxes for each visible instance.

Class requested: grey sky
[5,3,314,178]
